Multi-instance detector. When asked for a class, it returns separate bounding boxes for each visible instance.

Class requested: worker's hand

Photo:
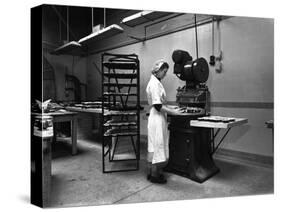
[162,105,186,116]
[178,107,186,113]
[173,107,186,115]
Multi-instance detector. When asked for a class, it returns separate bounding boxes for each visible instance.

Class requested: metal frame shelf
[101,52,140,173]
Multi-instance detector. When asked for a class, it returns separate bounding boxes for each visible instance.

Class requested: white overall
[146,75,169,164]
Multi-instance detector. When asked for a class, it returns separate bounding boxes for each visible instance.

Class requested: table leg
[272,127,274,153]
[212,128,231,155]
[42,137,52,207]
[53,123,57,143]
[71,117,78,155]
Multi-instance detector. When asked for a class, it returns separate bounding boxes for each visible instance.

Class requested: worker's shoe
[149,175,167,184]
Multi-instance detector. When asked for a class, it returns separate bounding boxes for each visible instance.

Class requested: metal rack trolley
[101,53,140,173]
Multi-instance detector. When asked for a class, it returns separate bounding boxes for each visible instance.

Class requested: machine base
[167,122,219,183]
[164,164,219,183]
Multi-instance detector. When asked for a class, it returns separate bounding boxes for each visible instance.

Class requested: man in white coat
[146,59,184,184]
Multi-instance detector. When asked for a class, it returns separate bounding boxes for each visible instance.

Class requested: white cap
[151,59,166,74]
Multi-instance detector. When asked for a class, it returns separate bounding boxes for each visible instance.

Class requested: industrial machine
[165,49,219,183]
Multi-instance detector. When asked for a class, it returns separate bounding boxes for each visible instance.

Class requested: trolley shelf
[103,82,137,87]
[103,62,138,69]
[109,106,139,111]
[103,92,137,96]
[104,110,137,116]
[101,52,140,173]
[104,128,138,137]
[104,73,137,79]
[104,120,137,127]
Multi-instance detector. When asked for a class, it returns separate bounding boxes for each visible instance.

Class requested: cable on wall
[212,17,214,56]
[194,14,199,59]
[67,6,69,42]
[209,16,216,66]
[104,8,106,28]
[91,8,94,33]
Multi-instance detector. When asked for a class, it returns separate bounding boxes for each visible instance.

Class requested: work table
[31,110,78,155]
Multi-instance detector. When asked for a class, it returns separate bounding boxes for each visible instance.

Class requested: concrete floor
[49,138,273,208]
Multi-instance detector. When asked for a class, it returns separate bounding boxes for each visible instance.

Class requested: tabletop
[190,116,248,129]
[31,110,78,116]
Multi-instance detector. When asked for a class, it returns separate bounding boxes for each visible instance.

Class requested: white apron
[146,75,169,164]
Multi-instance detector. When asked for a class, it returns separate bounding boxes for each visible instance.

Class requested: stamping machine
[165,50,219,183]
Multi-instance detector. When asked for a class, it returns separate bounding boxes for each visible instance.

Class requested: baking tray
[104,120,137,127]
[104,128,138,137]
